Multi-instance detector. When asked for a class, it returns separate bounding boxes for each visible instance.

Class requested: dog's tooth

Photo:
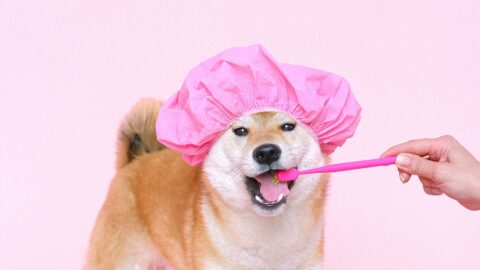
[255,195,263,203]
[276,193,284,203]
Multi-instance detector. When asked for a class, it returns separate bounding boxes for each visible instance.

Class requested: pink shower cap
[156,44,361,166]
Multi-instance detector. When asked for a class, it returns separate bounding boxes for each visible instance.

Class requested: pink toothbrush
[274,156,397,183]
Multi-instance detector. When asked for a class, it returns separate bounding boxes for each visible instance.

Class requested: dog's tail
[116,98,165,169]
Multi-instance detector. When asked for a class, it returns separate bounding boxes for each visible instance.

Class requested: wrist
[466,165,480,210]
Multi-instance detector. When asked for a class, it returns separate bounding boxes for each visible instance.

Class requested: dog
[85,98,330,269]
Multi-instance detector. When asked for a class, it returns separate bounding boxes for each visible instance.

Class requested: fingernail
[398,172,404,183]
[396,155,411,167]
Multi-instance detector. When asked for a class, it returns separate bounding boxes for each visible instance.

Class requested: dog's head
[203,111,327,216]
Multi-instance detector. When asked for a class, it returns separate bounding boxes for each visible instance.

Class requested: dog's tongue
[254,173,290,202]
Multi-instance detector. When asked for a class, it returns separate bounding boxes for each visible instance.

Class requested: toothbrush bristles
[273,173,280,184]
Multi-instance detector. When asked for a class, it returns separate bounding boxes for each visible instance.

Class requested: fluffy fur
[85,100,330,269]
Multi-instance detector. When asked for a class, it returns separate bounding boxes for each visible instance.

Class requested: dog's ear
[116,98,165,170]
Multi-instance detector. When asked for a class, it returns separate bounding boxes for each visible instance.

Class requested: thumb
[396,154,438,179]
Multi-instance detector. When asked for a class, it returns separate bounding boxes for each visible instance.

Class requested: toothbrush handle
[300,156,397,175]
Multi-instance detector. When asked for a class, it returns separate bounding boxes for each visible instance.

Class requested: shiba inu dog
[85,98,330,269]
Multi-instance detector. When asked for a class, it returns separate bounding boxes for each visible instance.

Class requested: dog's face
[203,111,326,216]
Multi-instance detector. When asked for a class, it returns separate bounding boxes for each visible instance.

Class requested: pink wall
[1,1,479,269]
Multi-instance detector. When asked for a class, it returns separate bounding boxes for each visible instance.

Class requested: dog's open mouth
[245,170,295,210]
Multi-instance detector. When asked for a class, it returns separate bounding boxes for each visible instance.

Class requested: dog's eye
[280,123,296,131]
[233,127,248,136]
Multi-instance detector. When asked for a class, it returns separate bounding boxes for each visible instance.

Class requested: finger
[418,176,444,196]
[398,170,411,183]
[381,138,442,160]
[418,175,435,187]
[396,153,439,180]
[423,186,443,196]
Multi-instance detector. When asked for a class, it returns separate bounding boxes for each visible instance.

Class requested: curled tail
[116,98,165,169]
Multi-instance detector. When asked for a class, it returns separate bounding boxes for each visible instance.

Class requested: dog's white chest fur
[201,197,324,270]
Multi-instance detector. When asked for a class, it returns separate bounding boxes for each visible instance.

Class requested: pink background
[1,0,479,269]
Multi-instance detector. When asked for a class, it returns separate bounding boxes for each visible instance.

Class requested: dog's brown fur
[85,100,329,269]
[115,98,165,169]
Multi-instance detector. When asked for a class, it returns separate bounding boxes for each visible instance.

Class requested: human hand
[381,135,480,210]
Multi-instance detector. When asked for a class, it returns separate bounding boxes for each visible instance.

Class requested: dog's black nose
[253,144,281,165]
